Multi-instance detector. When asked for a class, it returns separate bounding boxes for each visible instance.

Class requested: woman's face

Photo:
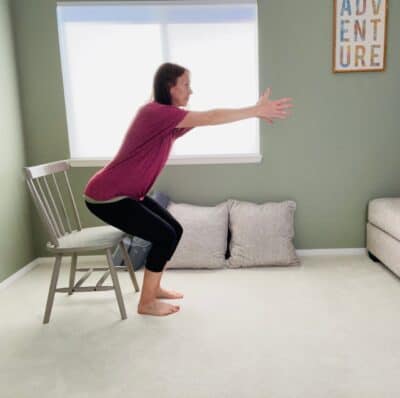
[170,70,193,107]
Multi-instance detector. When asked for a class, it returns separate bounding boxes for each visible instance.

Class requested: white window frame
[57,0,261,167]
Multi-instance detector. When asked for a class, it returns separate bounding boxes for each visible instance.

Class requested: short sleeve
[148,102,189,132]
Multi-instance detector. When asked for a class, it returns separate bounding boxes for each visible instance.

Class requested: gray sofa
[367,198,400,278]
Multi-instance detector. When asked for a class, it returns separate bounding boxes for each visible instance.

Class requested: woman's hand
[256,88,293,125]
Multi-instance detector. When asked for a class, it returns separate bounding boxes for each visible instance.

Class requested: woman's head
[152,62,192,107]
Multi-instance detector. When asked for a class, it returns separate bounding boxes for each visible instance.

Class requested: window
[57,1,260,165]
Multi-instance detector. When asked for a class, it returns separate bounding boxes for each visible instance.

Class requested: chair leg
[119,241,140,292]
[68,253,77,295]
[106,249,127,320]
[43,254,63,324]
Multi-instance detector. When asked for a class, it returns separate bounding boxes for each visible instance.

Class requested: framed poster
[333,0,388,72]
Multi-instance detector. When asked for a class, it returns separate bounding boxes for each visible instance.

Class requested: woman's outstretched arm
[176,88,293,128]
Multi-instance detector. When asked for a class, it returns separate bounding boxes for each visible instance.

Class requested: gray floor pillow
[166,201,229,269]
[227,199,300,268]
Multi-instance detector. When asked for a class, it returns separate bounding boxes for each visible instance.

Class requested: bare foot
[156,287,184,299]
[137,299,180,316]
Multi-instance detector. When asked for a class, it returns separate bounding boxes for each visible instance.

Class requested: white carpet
[1,254,400,398]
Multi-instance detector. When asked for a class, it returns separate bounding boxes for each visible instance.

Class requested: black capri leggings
[85,196,183,273]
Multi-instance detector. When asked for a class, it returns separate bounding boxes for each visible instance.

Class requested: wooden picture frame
[333,0,388,73]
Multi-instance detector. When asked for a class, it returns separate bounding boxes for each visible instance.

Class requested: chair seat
[46,226,126,253]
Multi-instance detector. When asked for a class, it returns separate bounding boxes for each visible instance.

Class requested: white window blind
[56,1,260,164]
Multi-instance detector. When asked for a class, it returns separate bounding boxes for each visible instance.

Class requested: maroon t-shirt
[84,101,193,201]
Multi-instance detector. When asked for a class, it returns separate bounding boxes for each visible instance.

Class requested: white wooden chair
[23,160,139,323]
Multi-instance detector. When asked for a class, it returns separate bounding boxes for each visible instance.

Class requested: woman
[84,62,293,316]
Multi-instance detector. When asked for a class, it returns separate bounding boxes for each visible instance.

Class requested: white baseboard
[1,249,368,291]
[0,258,42,291]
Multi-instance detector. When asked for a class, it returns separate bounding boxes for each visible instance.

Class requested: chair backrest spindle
[36,177,61,237]
[52,173,73,233]
[43,175,66,235]
[64,171,82,231]
[23,160,84,248]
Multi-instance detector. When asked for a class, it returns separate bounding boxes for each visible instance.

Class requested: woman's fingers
[276,111,290,117]
[264,110,291,120]
[271,104,291,114]
[263,87,271,99]
[275,105,293,112]
[275,101,293,109]
[276,97,293,104]
[276,103,293,110]
[274,114,289,119]
[277,101,294,108]
[261,93,292,104]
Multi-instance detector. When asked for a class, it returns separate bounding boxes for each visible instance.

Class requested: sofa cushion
[368,198,400,241]
[165,201,229,269]
[227,199,300,268]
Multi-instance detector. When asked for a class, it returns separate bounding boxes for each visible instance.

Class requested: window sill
[69,154,262,167]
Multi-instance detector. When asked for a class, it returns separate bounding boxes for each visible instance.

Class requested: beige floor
[1,254,400,398]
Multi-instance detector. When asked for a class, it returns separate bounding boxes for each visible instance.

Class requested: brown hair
[152,62,187,105]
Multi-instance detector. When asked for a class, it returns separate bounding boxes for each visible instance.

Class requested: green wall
[9,0,400,259]
[0,0,35,282]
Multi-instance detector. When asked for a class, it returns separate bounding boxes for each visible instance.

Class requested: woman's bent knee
[176,224,183,241]
[146,237,178,271]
